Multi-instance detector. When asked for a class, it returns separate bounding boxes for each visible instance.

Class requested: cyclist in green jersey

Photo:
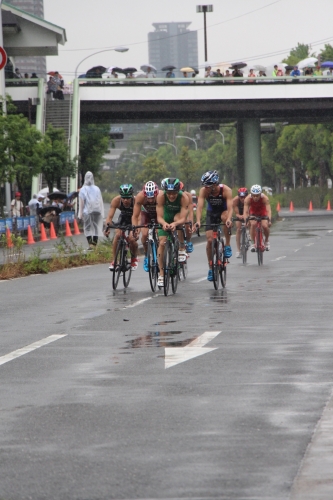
[156,178,189,288]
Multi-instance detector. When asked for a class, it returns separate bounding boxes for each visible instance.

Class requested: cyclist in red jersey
[132,181,159,272]
[243,184,272,252]
[232,187,248,258]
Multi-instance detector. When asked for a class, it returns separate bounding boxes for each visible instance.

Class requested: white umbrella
[140,64,157,73]
[253,64,266,71]
[37,187,59,197]
[297,57,318,69]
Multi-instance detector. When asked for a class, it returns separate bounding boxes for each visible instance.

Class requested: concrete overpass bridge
[6,76,333,191]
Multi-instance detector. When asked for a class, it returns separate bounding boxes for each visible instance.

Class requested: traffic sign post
[0,46,7,70]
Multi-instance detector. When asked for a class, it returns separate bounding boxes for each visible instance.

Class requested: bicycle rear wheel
[219,240,227,288]
[163,240,172,296]
[180,259,188,280]
[241,228,247,264]
[211,239,220,290]
[123,245,132,287]
[171,243,179,294]
[256,228,263,266]
[147,241,157,292]
[112,241,123,290]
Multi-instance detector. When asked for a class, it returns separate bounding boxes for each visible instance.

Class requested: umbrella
[140,64,157,72]
[106,66,124,74]
[297,57,318,69]
[86,65,106,77]
[180,67,194,72]
[47,71,63,79]
[47,191,67,200]
[66,191,78,201]
[230,62,247,69]
[78,74,87,78]
[253,64,266,71]
[38,206,62,217]
[321,61,333,68]
[123,67,137,74]
[284,65,294,71]
[37,187,59,197]
[161,65,176,71]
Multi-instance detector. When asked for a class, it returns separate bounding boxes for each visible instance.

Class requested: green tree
[136,156,170,185]
[41,125,76,193]
[79,124,110,184]
[319,44,333,63]
[178,146,199,190]
[282,43,315,66]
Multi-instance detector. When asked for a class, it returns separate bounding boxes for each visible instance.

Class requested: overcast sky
[43,0,333,80]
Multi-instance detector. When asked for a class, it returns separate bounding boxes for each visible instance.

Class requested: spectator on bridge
[24,73,29,79]
[31,72,38,78]
[165,70,175,78]
[247,68,256,83]
[313,65,323,78]
[215,68,223,77]
[78,171,104,250]
[232,68,243,77]
[15,68,22,79]
[325,68,333,77]
[272,65,279,77]
[145,66,156,78]
[224,70,231,78]
[276,68,284,76]
[205,66,214,77]
[290,66,301,77]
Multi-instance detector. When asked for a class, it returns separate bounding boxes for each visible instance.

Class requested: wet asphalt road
[0,215,333,500]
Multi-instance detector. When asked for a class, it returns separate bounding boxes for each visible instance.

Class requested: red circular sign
[0,47,7,70]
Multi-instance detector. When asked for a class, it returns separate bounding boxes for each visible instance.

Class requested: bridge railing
[5,78,40,88]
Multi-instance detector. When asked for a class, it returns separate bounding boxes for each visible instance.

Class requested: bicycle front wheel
[147,241,157,292]
[220,240,227,288]
[112,241,123,290]
[123,245,132,287]
[171,243,179,294]
[241,228,247,264]
[163,240,172,296]
[211,238,220,290]
[256,228,263,266]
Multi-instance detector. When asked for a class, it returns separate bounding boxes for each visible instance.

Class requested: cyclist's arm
[105,196,120,232]
[232,196,242,219]
[156,192,167,229]
[195,188,206,228]
[224,186,233,226]
[132,192,144,231]
[264,195,272,225]
[169,194,189,230]
[243,197,250,221]
[185,191,194,225]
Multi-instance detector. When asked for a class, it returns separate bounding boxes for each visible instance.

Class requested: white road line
[305,242,314,246]
[271,256,286,261]
[0,334,67,367]
[191,277,207,283]
[294,249,301,252]
[122,296,156,309]
[328,230,333,233]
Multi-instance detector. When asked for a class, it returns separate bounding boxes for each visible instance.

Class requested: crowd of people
[103,170,271,286]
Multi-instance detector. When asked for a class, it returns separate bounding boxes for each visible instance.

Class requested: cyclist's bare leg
[205,230,214,266]
[158,236,167,276]
[113,230,121,259]
[262,220,269,242]
[174,214,185,251]
[141,227,149,254]
[236,220,242,252]
[127,233,138,257]
[221,211,231,245]
[249,220,256,242]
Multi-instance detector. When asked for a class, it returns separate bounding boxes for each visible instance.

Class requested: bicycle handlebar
[247,215,270,222]
[196,221,232,237]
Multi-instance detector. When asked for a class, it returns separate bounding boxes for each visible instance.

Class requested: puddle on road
[154,320,177,325]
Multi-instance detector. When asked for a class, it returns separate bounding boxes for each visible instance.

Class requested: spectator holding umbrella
[78,171,104,250]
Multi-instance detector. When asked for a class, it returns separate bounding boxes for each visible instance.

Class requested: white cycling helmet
[250,184,262,195]
[144,181,158,198]
[190,189,196,195]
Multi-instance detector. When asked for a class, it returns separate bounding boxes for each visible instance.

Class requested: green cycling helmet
[164,178,180,192]
[119,184,134,198]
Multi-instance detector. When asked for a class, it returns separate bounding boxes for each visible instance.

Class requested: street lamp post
[144,146,158,152]
[176,135,198,150]
[196,5,213,62]
[215,130,225,144]
[74,46,129,78]
[132,152,146,158]
[158,142,178,154]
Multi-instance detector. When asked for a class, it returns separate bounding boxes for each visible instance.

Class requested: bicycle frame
[200,220,229,289]
[175,221,192,281]
[162,228,179,296]
[109,224,133,289]
[248,216,268,266]
[233,216,250,264]
[134,222,161,292]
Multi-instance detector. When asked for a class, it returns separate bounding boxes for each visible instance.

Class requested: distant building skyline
[6,0,46,78]
[148,22,198,77]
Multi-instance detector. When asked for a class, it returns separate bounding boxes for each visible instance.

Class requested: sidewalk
[278,208,333,217]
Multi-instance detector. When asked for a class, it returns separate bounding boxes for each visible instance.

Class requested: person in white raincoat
[78,171,104,249]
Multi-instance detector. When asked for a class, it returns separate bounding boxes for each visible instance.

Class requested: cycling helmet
[190,189,196,195]
[238,187,248,197]
[161,178,168,190]
[179,181,184,191]
[164,177,180,192]
[119,184,134,198]
[250,184,262,195]
[144,181,159,198]
[201,170,219,186]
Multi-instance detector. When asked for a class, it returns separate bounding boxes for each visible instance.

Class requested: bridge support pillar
[31,78,45,197]
[70,78,80,191]
[237,119,262,187]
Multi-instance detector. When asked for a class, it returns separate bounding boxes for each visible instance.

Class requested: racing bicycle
[234,217,251,264]
[248,215,269,266]
[134,221,161,292]
[176,221,192,281]
[108,223,133,290]
[199,219,231,289]
[161,227,180,296]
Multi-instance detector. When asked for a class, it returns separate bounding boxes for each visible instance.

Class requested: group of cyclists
[104,170,272,286]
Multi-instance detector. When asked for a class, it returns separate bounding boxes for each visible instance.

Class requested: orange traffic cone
[73,218,81,235]
[289,201,294,212]
[309,200,313,211]
[327,200,331,211]
[65,219,72,237]
[276,201,281,211]
[40,223,49,242]
[27,225,35,245]
[6,227,13,248]
[49,222,57,239]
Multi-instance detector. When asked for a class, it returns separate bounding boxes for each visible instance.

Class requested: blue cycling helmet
[250,184,262,195]
[164,178,180,191]
[119,184,134,198]
[201,170,219,186]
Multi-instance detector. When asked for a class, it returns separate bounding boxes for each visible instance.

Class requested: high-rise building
[6,0,46,78]
[148,22,198,77]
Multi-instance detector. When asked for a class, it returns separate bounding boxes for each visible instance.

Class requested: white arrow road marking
[305,242,314,246]
[165,330,221,369]
[0,334,67,367]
